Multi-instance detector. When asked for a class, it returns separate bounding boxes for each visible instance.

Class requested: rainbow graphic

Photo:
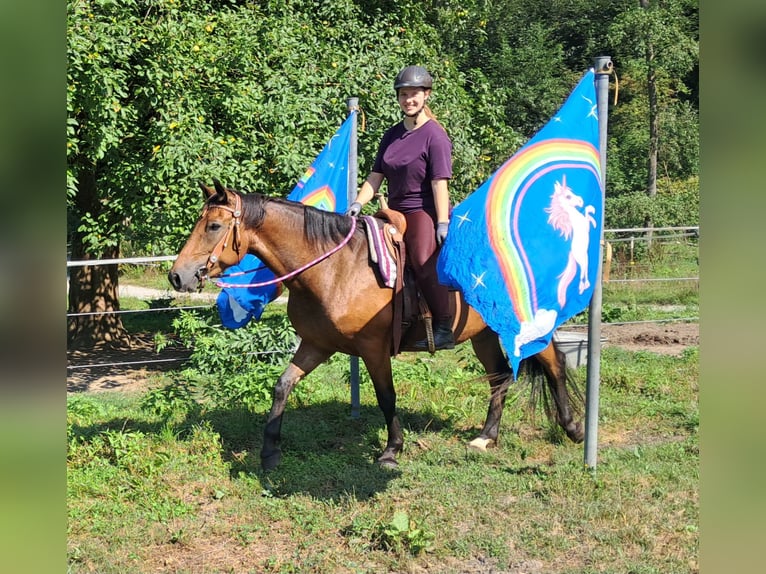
[486,139,601,323]
[300,185,336,212]
[437,70,603,372]
[295,167,316,190]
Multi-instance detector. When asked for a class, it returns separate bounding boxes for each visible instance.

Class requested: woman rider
[346,65,454,350]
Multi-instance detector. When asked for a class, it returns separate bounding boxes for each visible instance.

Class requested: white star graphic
[456,211,472,227]
[472,271,486,289]
[582,95,597,119]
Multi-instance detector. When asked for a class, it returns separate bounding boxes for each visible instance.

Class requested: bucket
[553,331,606,369]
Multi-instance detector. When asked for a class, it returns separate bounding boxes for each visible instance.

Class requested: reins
[213,213,357,289]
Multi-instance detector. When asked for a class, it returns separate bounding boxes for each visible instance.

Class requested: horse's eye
[207,222,222,232]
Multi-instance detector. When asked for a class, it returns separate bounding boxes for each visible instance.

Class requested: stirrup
[412,321,454,353]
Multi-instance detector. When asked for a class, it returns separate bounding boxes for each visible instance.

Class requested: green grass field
[67,341,698,573]
[67,237,698,573]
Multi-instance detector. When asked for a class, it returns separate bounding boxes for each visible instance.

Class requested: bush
[605,176,699,229]
[143,310,298,416]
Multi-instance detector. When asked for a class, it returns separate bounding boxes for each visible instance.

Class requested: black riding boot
[413,319,455,351]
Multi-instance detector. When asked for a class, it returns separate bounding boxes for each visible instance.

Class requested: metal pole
[584,56,612,470]
[347,97,361,419]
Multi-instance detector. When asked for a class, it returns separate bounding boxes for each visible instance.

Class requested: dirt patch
[590,321,698,356]
[67,334,191,394]
[66,322,699,394]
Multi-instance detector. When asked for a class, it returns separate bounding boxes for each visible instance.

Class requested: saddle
[362,210,434,355]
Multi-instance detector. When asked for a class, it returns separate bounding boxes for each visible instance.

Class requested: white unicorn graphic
[544,175,597,308]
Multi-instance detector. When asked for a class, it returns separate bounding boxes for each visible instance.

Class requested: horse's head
[552,177,583,208]
[168,179,245,292]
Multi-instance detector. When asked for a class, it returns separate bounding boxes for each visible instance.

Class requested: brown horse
[169,180,584,470]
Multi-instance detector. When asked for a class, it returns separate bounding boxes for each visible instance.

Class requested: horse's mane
[302,202,355,249]
[237,190,354,250]
[544,182,573,239]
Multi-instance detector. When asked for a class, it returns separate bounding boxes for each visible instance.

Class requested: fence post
[585,56,612,470]
[347,97,361,419]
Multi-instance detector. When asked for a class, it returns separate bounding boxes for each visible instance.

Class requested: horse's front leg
[579,261,590,293]
[261,343,331,471]
[362,354,402,468]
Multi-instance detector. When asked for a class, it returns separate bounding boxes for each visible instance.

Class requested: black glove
[436,221,449,245]
[346,202,362,217]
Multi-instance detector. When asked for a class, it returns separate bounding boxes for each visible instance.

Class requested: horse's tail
[557,254,577,308]
[518,350,584,435]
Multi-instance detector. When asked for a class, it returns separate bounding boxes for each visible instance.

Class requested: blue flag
[437,71,603,375]
[216,111,355,328]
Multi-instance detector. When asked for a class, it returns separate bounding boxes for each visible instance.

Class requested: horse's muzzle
[167,267,207,292]
[167,270,184,291]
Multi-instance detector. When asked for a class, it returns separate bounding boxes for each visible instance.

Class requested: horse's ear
[212,178,228,203]
[199,182,215,199]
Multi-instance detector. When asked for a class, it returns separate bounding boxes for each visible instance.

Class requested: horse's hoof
[376,455,398,470]
[261,450,282,471]
[567,422,585,444]
[467,437,496,452]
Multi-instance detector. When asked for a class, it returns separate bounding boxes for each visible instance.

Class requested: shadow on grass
[68,398,465,501]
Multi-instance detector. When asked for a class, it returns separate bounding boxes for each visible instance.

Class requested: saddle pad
[362,216,397,288]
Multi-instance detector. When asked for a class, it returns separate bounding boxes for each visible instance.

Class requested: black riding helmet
[394,65,433,91]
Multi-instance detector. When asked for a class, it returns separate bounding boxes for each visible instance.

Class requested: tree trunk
[641,0,658,245]
[67,168,129,349]
[646,44,658,201]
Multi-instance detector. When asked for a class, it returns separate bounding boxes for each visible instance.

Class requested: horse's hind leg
[361,353,402,469]
[535,342,584,443]
[261,343,331,471]
[467,329,514,452]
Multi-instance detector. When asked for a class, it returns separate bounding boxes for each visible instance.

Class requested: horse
[168,180,584,470]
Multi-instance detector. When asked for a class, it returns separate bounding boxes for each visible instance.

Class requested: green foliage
[143,309,298,415]
[605,176,699,228]
[140,378,199,419]
[605,0,699,194]
[170,309,297,367]
[67,0,481,256]
[68,0,699,260]
[659,100,699,177]
[345,509,435,556]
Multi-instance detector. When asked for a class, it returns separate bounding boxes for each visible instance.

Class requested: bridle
[196,191,358,289]
[202,192,242,270]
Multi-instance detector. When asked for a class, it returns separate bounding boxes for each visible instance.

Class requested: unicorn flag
[437,70,603,375]
[217,111,355,328]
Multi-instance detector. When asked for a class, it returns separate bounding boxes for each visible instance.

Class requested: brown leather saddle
[365,209,440,355]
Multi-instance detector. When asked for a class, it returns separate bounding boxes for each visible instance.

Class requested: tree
[67,0,699,347]
[68,0,356,346]
[67,0,500,346]
[608,0,698,199]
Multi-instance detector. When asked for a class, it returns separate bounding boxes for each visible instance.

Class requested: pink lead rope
[215,217,357,289]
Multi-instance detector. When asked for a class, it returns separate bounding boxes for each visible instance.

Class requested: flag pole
[584,56,612,470]
[347,97,361,419]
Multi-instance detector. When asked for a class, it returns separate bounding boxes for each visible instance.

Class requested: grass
[120,262,181,292]
[67,343,698,573]
[565,239,699,327]
[68,237,699,572]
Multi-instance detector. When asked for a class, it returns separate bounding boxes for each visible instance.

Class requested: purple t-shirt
[372,120,452,214]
